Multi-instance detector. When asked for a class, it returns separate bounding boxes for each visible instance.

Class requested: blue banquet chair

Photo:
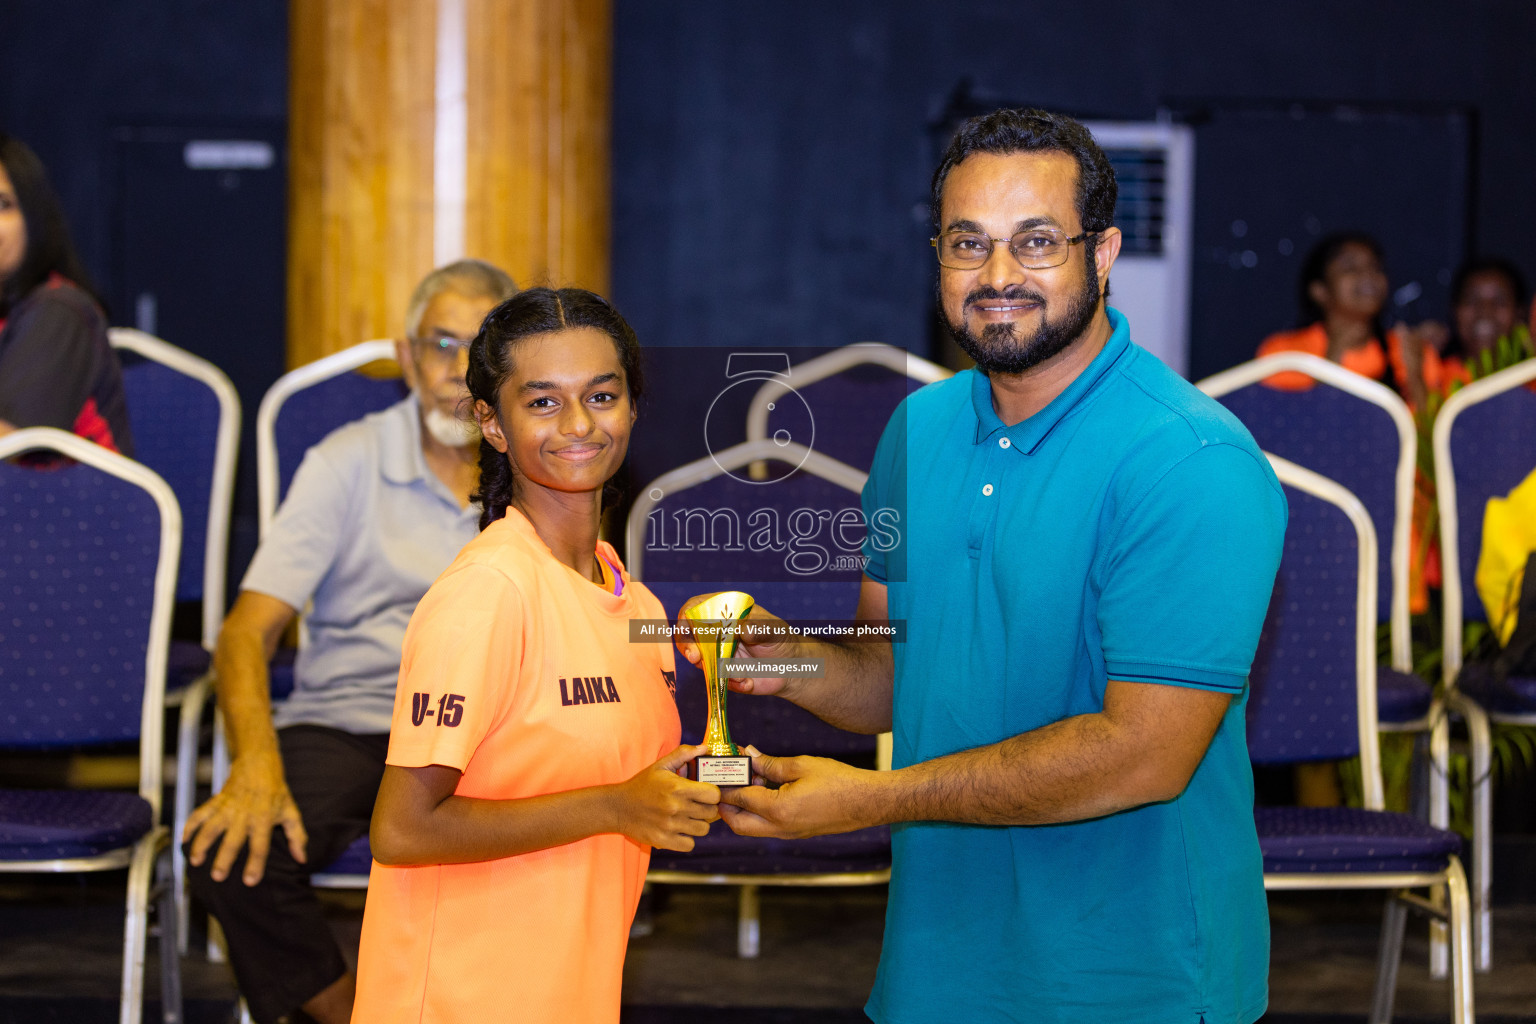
[205,341,404,980]
[1254,453,1473,1024]
[255,339,407,530]
[110,327,241,951]
[227,340,404,848]
[1431,355,1536,971]
[744,342,949,479]
[0,427,184,1024]
[1199,353,1457,970]
[251,339,404,885]
[1200,353,1431,734]
[628,439,891,957]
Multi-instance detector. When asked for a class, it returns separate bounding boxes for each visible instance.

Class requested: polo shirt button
[999,437,1011,449]
[982,484,994,496]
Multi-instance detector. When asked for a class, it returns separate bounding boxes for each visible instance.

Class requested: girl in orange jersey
[352,287,718,1024]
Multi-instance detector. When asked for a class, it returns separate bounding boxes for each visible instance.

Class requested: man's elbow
[1106,741,1201,806]
[1129,760,1200,805]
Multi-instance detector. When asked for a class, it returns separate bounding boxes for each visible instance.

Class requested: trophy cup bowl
[683,590,756,786]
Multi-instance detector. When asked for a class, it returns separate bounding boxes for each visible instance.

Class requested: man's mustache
[964,285,1046,309]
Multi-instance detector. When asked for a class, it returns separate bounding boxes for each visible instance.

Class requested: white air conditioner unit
[1081,119,1195,376]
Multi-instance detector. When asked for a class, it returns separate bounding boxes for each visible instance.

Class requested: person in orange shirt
[1256,232,1449,409]
[1438,257,1529,389]
[351,287,720,1024]
[1407,258,1535,608]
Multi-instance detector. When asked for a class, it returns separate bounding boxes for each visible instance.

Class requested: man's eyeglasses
[930,228,1091,271]
[409,335,472,365]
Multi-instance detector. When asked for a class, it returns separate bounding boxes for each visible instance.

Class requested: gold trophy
[684,591,756,786]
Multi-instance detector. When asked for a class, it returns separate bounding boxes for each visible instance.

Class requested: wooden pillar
[287,0,611,368]
[465,0,610,295]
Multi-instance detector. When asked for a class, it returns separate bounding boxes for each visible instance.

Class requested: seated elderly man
[182,259,515,1024]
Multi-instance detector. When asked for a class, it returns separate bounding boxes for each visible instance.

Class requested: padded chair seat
[318,834,373,876]
[1377,666,1434,724]
[1455,662,1536,717]
[0,788,154,860]
[164,639,212,695]
[650,824,890,876]
[1255,806,1462,874]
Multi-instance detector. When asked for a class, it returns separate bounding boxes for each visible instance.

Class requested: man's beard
[943,247,1101,376]
[423,403,481,448]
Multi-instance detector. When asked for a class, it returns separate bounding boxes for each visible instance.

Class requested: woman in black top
[0,133,132,455]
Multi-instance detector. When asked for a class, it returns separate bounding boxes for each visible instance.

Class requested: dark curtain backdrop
[4,0,1536,587]
[6,1,1533,375]
[0,1,288,588]
[612,0,1536,378]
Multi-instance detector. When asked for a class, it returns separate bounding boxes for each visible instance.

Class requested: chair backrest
[255,340,407,535]
[628,440,878,760]
[1199,353,1414,670]
[629,439,869,582]
[0,428,181,814]
[1248,453,1384,810]
[1432,358,1536,681]
[110,328,240,649]
[745,344,951,477]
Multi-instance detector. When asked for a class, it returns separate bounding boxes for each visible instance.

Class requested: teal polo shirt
[860,308,1286,1024]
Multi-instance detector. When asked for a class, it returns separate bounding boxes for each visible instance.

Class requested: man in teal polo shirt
[703,109,1287,1023]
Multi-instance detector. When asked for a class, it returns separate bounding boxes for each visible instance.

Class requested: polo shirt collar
[379,393,428,485]
[378,393,469,511]
[969,306,1132,454]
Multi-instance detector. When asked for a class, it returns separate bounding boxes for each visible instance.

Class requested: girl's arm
[369,743,720,865]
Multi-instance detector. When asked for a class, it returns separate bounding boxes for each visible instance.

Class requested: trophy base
[693,755,752,786]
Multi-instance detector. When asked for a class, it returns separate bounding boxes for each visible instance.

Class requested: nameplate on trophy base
[694,755,752,786]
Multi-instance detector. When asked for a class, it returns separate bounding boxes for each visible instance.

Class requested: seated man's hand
[673,593,802,697]
[182,749,308,886]
[718,747,878,840]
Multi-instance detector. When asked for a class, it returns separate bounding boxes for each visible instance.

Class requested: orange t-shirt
[1256,322,1453,405]
[351,510,681,1024]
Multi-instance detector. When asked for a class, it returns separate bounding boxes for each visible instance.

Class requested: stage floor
[1,875,1532,1021]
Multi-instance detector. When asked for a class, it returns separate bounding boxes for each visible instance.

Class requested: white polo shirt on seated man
[180,259,516,1024]
[254,391,478,733]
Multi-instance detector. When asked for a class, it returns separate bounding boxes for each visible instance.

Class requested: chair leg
[173,674,212,956]
[207,706,230,964]
[211,707,231,791]
[737,884,761,959]
[206,916,226,964]
[1445,856,1475,1024]
[1369,893,1408,1024]
[155,845,184,1024]
[121,833,161,1024]
[1427,706,1451,977]
[1467,706,1492,973]
[1448,692,1493,971]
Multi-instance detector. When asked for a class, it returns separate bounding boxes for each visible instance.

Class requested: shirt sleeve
[386,563,526,771]
[0,288,104,430]
[1095,442,1288,693]
[239,443,353,611]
